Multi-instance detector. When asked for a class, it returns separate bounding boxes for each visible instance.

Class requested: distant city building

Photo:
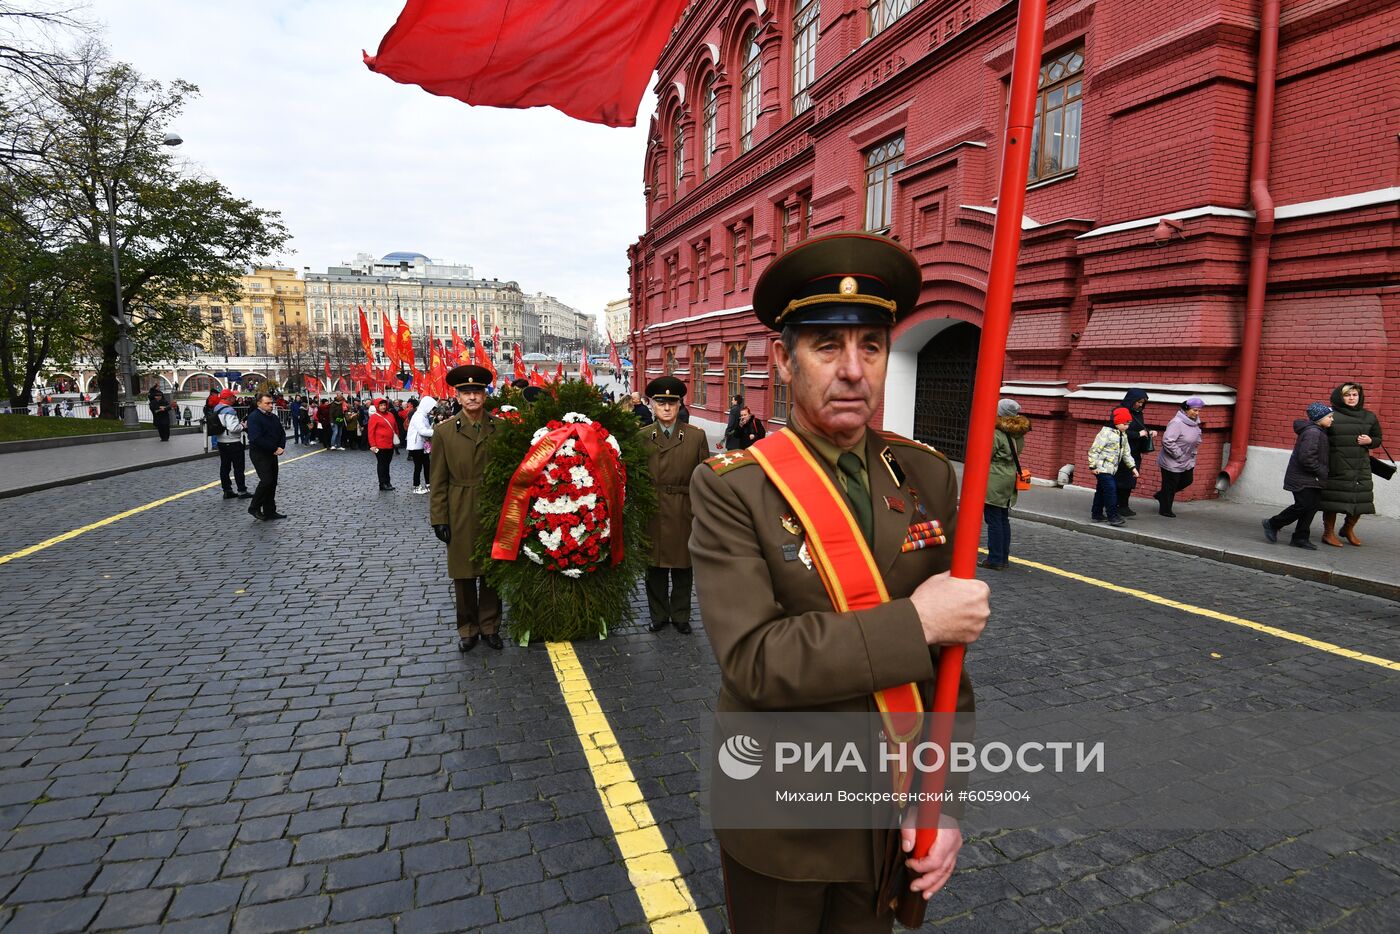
[304,251,526,367]
[525,292,593,354]
[603,297,630,345]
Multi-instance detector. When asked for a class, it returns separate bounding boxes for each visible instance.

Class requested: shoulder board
[705,448,758,475]
[875,429,949,463]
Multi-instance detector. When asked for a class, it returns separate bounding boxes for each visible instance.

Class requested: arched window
[672,110,686,194]
[702,74,717,178]
[793,0,819,114]
[739,26,762,153]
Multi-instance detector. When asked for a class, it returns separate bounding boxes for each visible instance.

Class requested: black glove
[432,524,451,544]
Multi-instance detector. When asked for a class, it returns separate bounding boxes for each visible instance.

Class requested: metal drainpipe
[1219,0,1281,492]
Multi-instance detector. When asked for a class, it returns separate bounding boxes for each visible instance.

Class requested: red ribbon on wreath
[491,421,626,565]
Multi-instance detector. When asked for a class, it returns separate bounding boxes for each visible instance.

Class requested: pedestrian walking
[1263,402,1333,549]
[723,404,766,451]
[212,389,252,499]
[1090,408,1138,525]
[1114,388,1156,516]
[1155,398,1204,517]
[982,398,1031,569]
[289,397,304,444]
[182,406,192,427]
[1320,382,1385,547]
[690,231,985,930]
[148,388,174,441]
[430,366,503,652]
[367,398,399,490]
[407,394,437,494]
[246,392,287,520]
[203,391,221,450]
[327,394,347,450]
[643,376,711,634]
[343,402,361,451]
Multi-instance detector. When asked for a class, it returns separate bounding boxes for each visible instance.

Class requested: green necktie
[837,452,874,545]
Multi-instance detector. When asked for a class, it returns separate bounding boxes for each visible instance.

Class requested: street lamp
[110,131,183,426]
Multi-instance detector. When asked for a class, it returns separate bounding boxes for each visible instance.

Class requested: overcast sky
[84,0,656,320]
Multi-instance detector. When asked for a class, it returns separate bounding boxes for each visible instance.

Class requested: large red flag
[451,328,470,366]
[382,311,399,370]
[358,307,374,366]
[364,0,691,128]
[469,316,484,364]
[324,356,333,389]
[513,343,526,381]
[608,337,623,374]
[554,362,565,384]
[397,318,417,380]
[580,341,594,386]
[528,366,546,388]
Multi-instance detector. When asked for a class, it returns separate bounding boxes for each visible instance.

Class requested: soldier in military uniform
[643,375,711,633]
[430,365,504,652]
[690,232,990,932]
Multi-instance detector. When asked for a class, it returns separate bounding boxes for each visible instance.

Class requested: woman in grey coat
[1320,383,1383,546]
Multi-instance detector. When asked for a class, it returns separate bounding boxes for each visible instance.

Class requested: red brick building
[627,0,1398,514]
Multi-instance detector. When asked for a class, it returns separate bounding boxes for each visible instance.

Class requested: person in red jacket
[367,398,399,490]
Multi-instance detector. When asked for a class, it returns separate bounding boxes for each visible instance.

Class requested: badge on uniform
[880,447,905,488]
[780,514,802,536]
[908,485,928,517]
[781,543,799,562]
[883,495,905,513]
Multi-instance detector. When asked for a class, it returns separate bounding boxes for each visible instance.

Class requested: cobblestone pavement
[0,448,1397,932]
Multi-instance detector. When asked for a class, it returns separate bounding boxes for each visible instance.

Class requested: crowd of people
[979,383,1388,566]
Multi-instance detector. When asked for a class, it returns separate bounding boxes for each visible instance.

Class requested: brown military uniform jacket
[429,413,497,579]
[690,426,975,884]
[645,422,711,568]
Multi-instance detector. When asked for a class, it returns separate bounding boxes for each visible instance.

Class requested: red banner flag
[451,328,470,366]
[554,362,565,384]
[397,318,416,380]
[382,311,399,370]
[580,341,594,386]
[364,0,691,128]
[469,316,484,364]
[513,343,526,381]
[528,366,546,388]
[608,337,622,374]
[358,307,374,366]
[324,356,333,390]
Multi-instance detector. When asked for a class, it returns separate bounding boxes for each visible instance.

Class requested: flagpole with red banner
[900,0,1048,906]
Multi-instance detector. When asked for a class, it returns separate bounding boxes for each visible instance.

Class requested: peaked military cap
[646,375,687,402]
[521,385,547,403]
[752,231,922,332]
[447,365,492,391]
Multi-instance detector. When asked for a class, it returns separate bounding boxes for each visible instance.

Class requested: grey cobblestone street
[1,448,1398,932]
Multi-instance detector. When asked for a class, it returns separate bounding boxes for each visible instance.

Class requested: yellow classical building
[187,266,307,360]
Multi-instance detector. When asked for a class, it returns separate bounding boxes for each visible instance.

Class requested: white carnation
[569,465,594,488]
[538,528,564,552]
[561,568,583,578]
[562,412,592,424]
[605,436,620,455]
[557,439,577,456]
[530,426,551,445]
[569,524,589,544]
[521,544,543,565]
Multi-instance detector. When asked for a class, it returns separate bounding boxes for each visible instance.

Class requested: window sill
[1027,170,1077,191]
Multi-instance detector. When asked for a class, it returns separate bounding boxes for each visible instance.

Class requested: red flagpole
[911,0,1048,864]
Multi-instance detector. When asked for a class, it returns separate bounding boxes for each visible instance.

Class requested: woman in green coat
[1320,382,1384,546]
[980,398,1032,570]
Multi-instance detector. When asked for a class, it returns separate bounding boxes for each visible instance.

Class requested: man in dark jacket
[1114,388,1156,516]
[1263,403,1333,549]
[724,404,766,450]
[246,392,288,520]
[148,387,174,441]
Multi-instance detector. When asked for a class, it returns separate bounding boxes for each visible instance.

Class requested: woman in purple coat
[1154,397,1204,517]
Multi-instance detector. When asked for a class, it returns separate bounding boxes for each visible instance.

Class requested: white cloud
[86,0,655,321]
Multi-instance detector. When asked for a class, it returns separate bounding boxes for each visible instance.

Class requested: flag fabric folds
[513,343,526,382]
[358,307,375,366]
[363,0,692,128]
[580,341,594,386]
[324,356,333,390]
[608,338,622,374]
[383,312,399,371]
[451,328,470,366]
[397,319,417,382]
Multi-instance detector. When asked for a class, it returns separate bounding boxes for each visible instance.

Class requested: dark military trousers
[721,850,888,934]
[454,577,501,638]
[645,566,693,625]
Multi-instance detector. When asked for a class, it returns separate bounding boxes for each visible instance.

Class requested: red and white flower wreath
[519,413,625,578]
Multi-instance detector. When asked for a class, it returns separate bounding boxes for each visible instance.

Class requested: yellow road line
[0,448,323,567]
[546,642,707,933]
[1006,553,1400,672]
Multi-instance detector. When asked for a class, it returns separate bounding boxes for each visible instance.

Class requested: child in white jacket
[1088,407,1138,525]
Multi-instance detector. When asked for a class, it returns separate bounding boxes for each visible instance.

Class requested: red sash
[748,428,924,795]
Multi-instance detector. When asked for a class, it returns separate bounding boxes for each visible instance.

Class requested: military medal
[884,495,906,513]
[900,519,946,552]
[797,540,813,570]
[908,485,928,517]
[780,514,802,536]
